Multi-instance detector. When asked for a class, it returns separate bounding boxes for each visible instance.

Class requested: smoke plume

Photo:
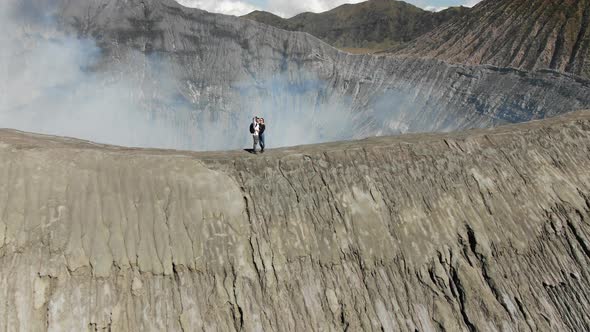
[0,0,405,151]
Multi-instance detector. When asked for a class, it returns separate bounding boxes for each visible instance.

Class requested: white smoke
[0,0,369,151]
[2,0,450,154]
[0,1,187,149]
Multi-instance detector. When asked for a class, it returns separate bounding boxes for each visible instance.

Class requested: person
[258,118,266,153]
[249,117,260,153]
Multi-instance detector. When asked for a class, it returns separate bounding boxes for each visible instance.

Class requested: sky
[175,0,483,17]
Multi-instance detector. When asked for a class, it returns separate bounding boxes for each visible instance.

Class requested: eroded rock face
[394,0,590,79]
[1,111,590,330]
[3,0,590,150]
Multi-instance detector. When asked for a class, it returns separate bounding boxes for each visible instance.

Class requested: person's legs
[253,135,259,153]
[259,133,265,152]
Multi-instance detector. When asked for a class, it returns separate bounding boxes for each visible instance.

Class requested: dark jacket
[259,124,266,135]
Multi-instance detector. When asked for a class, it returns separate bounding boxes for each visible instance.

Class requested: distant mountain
[393,0,590,78]
[243,0,469,52]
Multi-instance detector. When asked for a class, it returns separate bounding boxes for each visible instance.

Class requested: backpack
[249,123,255,134]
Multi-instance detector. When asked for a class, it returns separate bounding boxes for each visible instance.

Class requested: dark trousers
[259,133,265,150]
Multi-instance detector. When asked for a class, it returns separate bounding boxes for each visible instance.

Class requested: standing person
[249,117,260,153]
[258,118,266,153]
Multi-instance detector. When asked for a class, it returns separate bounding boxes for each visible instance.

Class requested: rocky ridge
[393,0,590,79]
[1,111,590,330]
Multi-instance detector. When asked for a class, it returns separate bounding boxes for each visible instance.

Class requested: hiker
[250,116,260,153]
[258,117,266,153]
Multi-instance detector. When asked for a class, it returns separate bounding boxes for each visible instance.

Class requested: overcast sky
[175,0,482,17]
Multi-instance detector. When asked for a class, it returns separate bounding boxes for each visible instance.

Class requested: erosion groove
[394,0,590,79]
[0,111,589,330]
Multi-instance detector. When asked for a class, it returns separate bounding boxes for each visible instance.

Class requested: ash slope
[9,0,589,149]
[394,0,590,79]
[1,111,590,330]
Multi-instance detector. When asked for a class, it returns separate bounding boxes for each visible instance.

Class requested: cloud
[175,0,260,16]
[175,0,366,17]
[424,6,448,12]
[464,0,482,7]
[265,0,364,18]
[405,0,482,11]
[175,0,484,17]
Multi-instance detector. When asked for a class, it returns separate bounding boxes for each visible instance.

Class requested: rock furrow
[0,112,589,330]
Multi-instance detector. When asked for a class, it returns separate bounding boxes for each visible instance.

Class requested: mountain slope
[243,0,469,51]
[2,0,590,153]
[394,0,590,79]
[2,111,590,330]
